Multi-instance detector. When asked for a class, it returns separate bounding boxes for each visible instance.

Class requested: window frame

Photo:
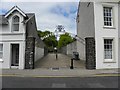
[12,15,20,32]
[0,44,3,62]
[103,38,115,63]
[103,5,114,28]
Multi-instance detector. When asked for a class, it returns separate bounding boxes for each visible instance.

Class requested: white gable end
[5,6,26,18]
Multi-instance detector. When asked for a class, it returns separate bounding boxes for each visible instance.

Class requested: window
[12,15,19,31]
[104,39,113,60]
[103,7,113,27]
[0,44,3,59]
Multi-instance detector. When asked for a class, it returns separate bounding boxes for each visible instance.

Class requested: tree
[43,35,57,47]
[37,30,57,52]
[58,33,74,48]
[38,30,51,38]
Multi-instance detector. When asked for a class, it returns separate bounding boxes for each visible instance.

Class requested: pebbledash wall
[76,2,95,61]
[77,0,119,69]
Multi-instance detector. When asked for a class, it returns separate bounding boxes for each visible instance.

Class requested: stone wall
[85,37,96,69]
[25,37,35,69]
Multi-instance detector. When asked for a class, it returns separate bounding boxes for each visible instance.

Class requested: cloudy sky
[0,0,79,34]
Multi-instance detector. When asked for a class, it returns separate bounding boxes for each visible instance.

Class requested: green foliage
[37,30,75,51]
[58,33,74,48]
[43,35,58,48]
[38,30,51,37]
[37,30,57,52]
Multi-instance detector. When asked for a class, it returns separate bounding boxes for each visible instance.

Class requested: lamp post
[54,47,58,60]
[54,25,66,60]
[54,29,59,60]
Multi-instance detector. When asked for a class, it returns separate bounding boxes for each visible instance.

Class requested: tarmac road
[1,76,119,88]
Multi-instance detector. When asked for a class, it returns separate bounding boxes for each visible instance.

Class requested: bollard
[56,53,58,60]
[70,58,74,69]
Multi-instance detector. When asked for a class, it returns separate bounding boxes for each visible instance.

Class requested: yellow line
[0,74,75,78]
[0,74,120,78]
[0,74,20,77]
[32,76,75,78]
[94,74,120,77]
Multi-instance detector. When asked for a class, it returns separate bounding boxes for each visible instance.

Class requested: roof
[22,13,35,24]
[0,13,35,25]
[0,6,35,25]
[0,15,9,25]
[5,6,26,18]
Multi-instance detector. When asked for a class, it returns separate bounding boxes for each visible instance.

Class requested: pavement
[0,68,119,78]
[0,53,119,77]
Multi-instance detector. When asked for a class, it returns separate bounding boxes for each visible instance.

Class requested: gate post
[25,37,35,69]
[85,37,96,69]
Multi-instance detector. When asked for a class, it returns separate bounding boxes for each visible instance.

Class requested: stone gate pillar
[25,37,35,69]
[85,37,96,69]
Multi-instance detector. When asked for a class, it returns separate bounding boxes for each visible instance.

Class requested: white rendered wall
[35,47,44,62]
[118,3,120,68]
[0,41,25,69]
[67,41,77,56]
[118,38,120,68]
[77,41,85,60]
[94,2,119,69]
[0,11,26,69]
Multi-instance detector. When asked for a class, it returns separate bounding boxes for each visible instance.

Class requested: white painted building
[77,0,120,69]
[0,6,45,69]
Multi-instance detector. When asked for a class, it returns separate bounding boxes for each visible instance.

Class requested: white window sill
[12,31,19,33]
[103,26,116,29]
[103,60,116,63]
[0,59,3,63]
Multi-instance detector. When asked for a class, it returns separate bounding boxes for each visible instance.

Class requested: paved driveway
[35,53,85,69]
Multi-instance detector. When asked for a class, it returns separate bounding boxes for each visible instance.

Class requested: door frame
[11,43,20,69]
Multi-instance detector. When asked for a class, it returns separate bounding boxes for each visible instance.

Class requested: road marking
[52,83,66,88]
[94,74,120,77]
[32,75,79,78]
[88,83,105,88]
[0,73,119,78]
[0,74,75,78]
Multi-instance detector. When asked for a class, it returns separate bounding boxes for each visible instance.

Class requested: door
[11,44,19,66]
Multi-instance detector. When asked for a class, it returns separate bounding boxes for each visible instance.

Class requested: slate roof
[0,13,35,25]
[22,13,35,23]
[0,15,9,25]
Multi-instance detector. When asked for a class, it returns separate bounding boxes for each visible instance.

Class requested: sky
[0,0,79,34]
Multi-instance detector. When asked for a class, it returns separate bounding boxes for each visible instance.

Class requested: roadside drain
[52,83,66,88]
[52,68,59,70]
